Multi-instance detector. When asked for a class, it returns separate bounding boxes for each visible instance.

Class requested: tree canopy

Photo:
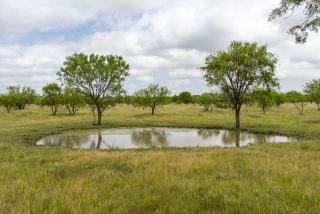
[268,0,320,43]
[132,84,171,115]
[7,85,37,110]
[286,90,307,114]
[57,53,130,125]
[39,83,62,116]
[201,41,279,129]
[303,79,320,110]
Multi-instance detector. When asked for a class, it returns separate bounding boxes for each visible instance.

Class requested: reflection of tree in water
[131,128,169,147]
[42,135,90,148]
[252,134,269,145]
[197,129,221,140]
[221,131,249,147]
[90,131,118,149]
[221,131,272,147]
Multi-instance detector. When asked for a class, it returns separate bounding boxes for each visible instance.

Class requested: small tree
[7,85,37,110]
[132,84,171,115]
[254,88,275,114]
[201,41,279,129]
[178,91,194,104]
[286,90,306,114]
[303,79,320,110]
[57,53,129,125]
[61,86,85,115]
[0,93,20,112]
[39,83,62,115]
[198,93,217,111]
[172,95,179,103]
[273,91,286,107]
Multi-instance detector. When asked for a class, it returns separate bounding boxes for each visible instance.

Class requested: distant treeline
[1,80,319,117]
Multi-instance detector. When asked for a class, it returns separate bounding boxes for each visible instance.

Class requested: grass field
[1,103,320,213]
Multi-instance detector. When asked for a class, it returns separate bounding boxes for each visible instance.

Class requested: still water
[36,127,296,149]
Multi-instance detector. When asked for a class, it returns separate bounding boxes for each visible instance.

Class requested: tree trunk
[97,107,102,125]
[235,110,240,129]
[151,107,155,115]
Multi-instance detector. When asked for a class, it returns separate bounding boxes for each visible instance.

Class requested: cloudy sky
[0,0,319,95]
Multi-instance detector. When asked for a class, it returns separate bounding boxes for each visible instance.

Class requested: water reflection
[40,134,90,149]
[197,129,221,140]
[36,127,296,149]
[131,128,169,147]
[89,131,117,149]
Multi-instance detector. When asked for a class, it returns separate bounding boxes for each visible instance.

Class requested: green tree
[273,91,287,106]
[198,93,217,111]
[254,88,275,114]
[201,41,279,129]
[268,0,320,43]
[303,79,320,110]
[132,84,171,115]
[178,91,194,104]
[57,53,130,125]
[172,95,179,103]
[7,85,37,109]
[61,86,86,115]
[0,93,20,113]
[286,90,307,114]
[39,83,62,116]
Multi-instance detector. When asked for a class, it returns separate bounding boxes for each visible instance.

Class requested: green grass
[1,103,320,213]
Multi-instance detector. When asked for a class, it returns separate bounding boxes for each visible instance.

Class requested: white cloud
[169,79,191,87]
[169,69,202,79]
[0,0,319,96]
[129,69,150,76]
[136,75,154,82]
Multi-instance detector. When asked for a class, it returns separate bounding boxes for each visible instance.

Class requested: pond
[36,127,296,149]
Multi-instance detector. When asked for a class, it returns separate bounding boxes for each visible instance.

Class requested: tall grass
[1,103,320,213]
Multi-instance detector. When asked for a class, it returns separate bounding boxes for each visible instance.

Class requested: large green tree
[268,0,320,43]
[57,53,129,125]
[201,41,279,129]
[132,84,171,115]
[303,79,320,110]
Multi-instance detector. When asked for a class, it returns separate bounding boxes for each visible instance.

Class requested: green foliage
[268,0,320,43]
[172,92,197,104]
[198,93,217,111]
[0,93,20,112]
[5,85,37,110]
[39,83,62,116]
[61,87,86,115]
[172,95,179,103]
[303,79,320,110]
[178,91,194,104]
[57,53,130,125]
[254,88,275,114]
[201,41,279,128]
[272,91,287,106]
[286,90,307,114]
[132,84,171,115]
